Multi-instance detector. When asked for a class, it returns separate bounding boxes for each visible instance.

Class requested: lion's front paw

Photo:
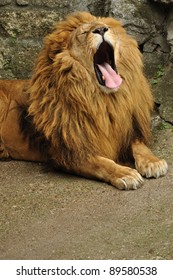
[111,167,144,190]
[135,157,168,179]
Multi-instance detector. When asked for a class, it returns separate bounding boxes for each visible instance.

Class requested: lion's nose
[93,27,109,36]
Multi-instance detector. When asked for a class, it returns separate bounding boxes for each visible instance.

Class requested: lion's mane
[26,12,153,169]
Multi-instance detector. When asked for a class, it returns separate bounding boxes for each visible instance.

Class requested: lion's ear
[45,31,70,61]
[47,41,62,61]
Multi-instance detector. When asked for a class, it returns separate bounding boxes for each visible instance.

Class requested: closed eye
[77,31,88,36]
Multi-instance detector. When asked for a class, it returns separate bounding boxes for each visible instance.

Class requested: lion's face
[68,20,123,93]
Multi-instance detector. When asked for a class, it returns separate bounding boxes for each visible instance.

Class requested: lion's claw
[135,158,168,179]
[111,168,144,190]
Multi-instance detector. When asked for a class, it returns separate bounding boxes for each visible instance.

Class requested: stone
[0,0,11,6]
[0,37,41,79]
[167,7,173,61]
[152,0,173,3]
[16,0,29,6]
[0,10,61,38]
[31,0,72,9]
[153,65,173,123]
[108,0,165,45]
[30,0,107,17]
[0,53,3,70]
[109,0,150,44]
[143,52,169,78]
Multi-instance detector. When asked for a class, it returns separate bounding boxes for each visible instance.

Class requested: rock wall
[0,0,106,79]
[0,0,173,122]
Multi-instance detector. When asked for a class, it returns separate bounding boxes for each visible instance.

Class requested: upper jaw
[93,39,122,91]
[94,39,117,86]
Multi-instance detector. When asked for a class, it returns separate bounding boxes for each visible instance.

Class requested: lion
[0,11,168,190]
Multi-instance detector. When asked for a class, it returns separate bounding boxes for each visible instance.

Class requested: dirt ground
[0,125,173,260]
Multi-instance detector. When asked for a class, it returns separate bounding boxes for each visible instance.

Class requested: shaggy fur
[0,12,168,189]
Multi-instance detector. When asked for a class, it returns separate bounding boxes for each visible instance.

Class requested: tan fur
[0,12,168,190]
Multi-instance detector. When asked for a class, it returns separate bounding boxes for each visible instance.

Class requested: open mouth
[94,41,122,89]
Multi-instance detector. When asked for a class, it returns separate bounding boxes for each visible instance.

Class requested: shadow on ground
[0,127,173,260]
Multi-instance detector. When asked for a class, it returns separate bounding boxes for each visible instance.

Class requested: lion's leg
[72,156,144,190]
[132,140,168,178]
[1,100,46,162]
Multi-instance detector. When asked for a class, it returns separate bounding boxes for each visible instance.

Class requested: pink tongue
[97,63,122,89]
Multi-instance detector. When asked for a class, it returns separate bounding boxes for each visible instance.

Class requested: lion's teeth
[102,75,105,80]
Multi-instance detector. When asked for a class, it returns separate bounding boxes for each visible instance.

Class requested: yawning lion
[0,12,168,190]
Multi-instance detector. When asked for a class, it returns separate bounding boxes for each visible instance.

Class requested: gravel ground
[0,126,173,260]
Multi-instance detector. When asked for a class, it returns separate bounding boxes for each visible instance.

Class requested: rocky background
[0,0,173,123]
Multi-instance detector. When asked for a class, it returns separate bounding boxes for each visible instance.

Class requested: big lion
[0,12,168,190]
